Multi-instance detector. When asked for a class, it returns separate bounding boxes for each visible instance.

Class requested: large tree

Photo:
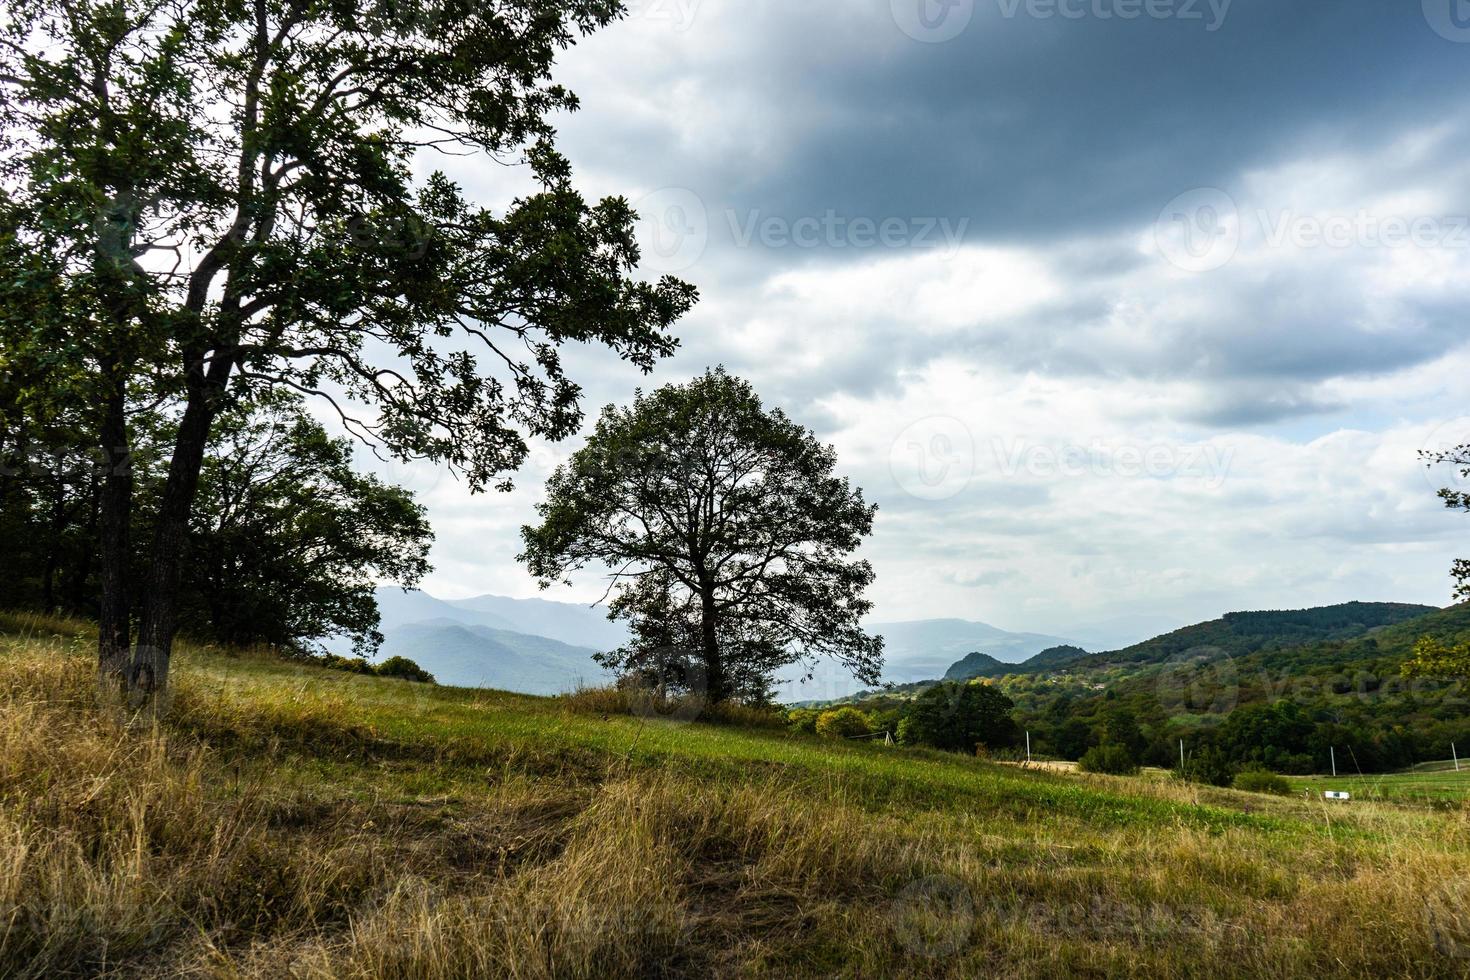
[0,0,694,703]
[519,368,883,705]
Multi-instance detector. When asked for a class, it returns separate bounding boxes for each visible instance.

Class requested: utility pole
[1454,742,1460,773]
[1025,730,1031,764]
[1330,746,1337,778]
[1179,739,1185,771]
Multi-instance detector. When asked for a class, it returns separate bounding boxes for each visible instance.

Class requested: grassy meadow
[4,612,1470,978]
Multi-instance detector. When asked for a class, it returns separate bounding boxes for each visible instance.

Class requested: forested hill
[1091,601,1438,667]
[945,601,1440,681]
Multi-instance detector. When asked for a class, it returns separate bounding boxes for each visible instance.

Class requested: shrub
[787,708,821,735]
[1232,768,1292,796]
[375,656,435,684]
[1079,743,1140,776]
[815,707,871,740]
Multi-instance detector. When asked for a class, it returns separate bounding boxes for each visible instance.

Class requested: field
[5,613,1470,979]
[1288,766,1470,806]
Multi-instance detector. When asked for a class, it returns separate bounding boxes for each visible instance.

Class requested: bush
[787,708,821,735]
[815,707,871,740]
[1079,743,1140,776]
[375,656,435,684]
[1232,768,1292,796]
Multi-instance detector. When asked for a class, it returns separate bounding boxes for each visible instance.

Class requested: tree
[151,394,433,656]
[1423,439,1470,602]
[897,682,1018,753]
[520,369,882,705]
[1,0,695,704]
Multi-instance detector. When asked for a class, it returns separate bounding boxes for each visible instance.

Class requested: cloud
[383,1,1470,637]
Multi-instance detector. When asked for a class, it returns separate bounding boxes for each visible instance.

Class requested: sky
[368,0,1470,648]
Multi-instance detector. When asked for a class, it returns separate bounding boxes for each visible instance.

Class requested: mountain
[375,588,629,652]
[936,601,1440,686]
[379,619,610,695]
[945,644,1092,682]
[780,617,1080,703]
[942,651,1007,681]
[440,593,629,651]
[872,619,1078,678]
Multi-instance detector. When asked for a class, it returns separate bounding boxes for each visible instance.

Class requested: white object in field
[1323,791,1350,801]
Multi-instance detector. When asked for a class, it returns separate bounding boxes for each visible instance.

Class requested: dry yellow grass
[2,616,1470,978]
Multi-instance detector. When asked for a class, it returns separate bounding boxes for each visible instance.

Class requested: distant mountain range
[363,588,1090,701]
[360,589,1432,705]
[778,618,1081,702]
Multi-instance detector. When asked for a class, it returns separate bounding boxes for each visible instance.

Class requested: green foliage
[520,369,882,704]
[787,708,821,735]
[815,707,871,740]
[897,682,1018,754]
[1078,744,1139,776]
[1402,636,1470,679]
[1233,768,1292,796]
[1177,745,1237,787]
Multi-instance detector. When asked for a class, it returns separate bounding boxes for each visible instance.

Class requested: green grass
[1287,766,1470,806]
[4,612,1470,978]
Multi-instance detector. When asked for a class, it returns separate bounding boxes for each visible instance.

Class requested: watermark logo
[892,0,976,42]
[1154,646,1238,717]
[626,0,701,31]
[890,417,976,501]
[726,210,969,256]
[1155,187,1240,272]
[623,646,710,724]
[633,188,708,274]
[997,0,1231,31]
[991,438,1234,488]
[891,875,974,956]
[1424,0,1470,42]
[1419,419,1470,495]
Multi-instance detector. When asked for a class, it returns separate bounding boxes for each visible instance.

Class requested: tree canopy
[0,0,694,701]
[520,368,882,705]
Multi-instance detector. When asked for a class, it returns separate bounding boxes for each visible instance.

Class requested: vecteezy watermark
[1258,211,1470,251]
[892,0,1231,42]
[1154,647,1239,717]
[625,0,701,31]
[1423,0,1470,42]
[633,187,709,275]
[996,0,1232,30]
[1155,187,1470,273]
[991,438,1235,488]
[890,417,977,502]
[891,875,975,957]
[726,210,970,256]
[891,0,976,42]
[1155,187,1241,273]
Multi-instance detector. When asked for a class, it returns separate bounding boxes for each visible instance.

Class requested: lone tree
[0,0,694,704]
[520,369,883,705]
[897,682,1018,754]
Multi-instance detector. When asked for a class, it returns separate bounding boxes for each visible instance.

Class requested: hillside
[938,601,1439,684]
[1092,601,1438,667]
[379,620,610,694]
[5,614,1470,978]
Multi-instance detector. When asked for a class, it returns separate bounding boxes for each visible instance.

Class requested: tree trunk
[96,370,132,693]
[699,586,724,704]
[132,383,220,705]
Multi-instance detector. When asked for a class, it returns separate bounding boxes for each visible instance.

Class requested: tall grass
[2,623,1469,977]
